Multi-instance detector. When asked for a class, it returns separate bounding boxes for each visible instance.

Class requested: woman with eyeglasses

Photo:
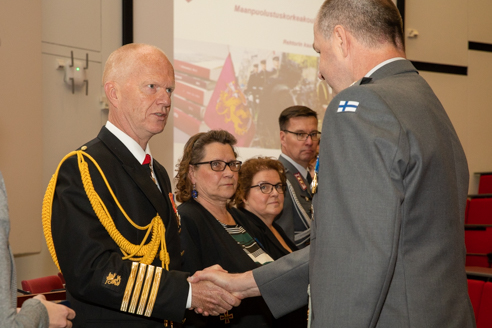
[233,157,298,259]
[175,130,277,328]
[232,157,308,328]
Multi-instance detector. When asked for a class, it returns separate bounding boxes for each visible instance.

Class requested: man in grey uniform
[190,0,475,327]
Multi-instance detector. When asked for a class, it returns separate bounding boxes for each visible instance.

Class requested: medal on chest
[168,193,181,233]
[311,155,319,195]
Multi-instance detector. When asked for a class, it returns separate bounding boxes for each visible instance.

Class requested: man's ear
[104,81,119,108]
[280,130,287,148]
[333,25,349,57]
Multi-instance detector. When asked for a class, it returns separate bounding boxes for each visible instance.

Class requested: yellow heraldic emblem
[42,150,170,317]
[105,272,121,286]
[215,81,252,136]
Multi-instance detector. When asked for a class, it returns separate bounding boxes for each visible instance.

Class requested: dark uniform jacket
[275,155,312,248]
[51,127,189,327]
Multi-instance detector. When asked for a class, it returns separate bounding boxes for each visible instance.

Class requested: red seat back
[477,281,492,327]
[465,227,492,254]
[58,272,66,285]
[466,255,491,268]
[467,198,492,224]
[21,275,64,293]
[478,175,492,194]
[468,279,485,319]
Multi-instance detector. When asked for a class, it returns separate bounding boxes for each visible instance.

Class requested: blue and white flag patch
[337,101,359,113]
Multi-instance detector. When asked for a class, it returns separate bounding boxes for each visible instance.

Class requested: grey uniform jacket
[0,172,49,327]
[275,155,312,248]
[253,60,475,327]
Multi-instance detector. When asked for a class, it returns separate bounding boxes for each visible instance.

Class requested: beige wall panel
[42,54,103,185]
[15,0,123,286]
[405,0,468,66]
[0,1,43,254]
[42,0,101,51]
[101,0,122,70]
[466,51,492,192]
[134,0,175,180]
[419,71,468,144]
[468,0,492,44]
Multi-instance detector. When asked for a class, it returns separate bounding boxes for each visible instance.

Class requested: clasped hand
[188,264,260,316]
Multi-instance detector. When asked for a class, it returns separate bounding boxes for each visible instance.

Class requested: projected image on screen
[173,39,331,150]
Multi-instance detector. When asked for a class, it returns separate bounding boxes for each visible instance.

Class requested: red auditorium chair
[477,282,492,327]
[467,196,492,225]
[58,272,66,285]
[466,254,492,268]
[478,174,492,194]
[468,279,485,320]
[465,226,492,268]
[21,275,64,294]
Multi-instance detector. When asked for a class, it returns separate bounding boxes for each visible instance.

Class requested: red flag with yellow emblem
[204,53,255,146]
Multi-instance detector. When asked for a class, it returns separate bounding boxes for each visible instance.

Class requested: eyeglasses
[192,160,242,172]
[283,130,321,141]
[250,182,285,194]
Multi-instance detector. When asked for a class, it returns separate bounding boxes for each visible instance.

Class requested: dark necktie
[307,172,313,185]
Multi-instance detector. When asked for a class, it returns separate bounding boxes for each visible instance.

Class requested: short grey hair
[316,0,404,51]
[102,43,167,85]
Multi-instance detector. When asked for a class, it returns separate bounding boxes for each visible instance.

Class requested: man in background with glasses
[276,105,320,249]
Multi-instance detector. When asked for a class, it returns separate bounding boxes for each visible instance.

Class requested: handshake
[187,265,260,316]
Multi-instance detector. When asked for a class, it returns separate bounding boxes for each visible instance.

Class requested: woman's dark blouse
[231,208,299,260]
[179,199,275,328]
[232,208,308,328]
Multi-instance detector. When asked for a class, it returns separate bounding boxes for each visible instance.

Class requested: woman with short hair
[233,157,297,259]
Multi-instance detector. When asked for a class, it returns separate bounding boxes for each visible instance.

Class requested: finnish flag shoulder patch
[337,101,359,113]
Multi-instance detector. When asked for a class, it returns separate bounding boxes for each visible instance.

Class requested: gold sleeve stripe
[121,262,139,312]
[129,263,147,314]
[136,265,155,315]
[145,266,163,317]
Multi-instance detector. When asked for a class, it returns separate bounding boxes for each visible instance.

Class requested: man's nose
[157,89,172,106]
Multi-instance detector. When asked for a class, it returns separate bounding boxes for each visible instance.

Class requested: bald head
[315,0,404,52]
[103,43,175,149]
[102,43,170,85]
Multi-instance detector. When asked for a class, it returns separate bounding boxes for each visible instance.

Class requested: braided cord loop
[42,150,169,272]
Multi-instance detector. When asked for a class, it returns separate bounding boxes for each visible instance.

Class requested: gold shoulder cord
[42,150,170,272]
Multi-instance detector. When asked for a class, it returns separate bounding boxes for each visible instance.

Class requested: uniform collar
[105,121,152,165]
[365,57,406,77]
[280,153,308,179]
